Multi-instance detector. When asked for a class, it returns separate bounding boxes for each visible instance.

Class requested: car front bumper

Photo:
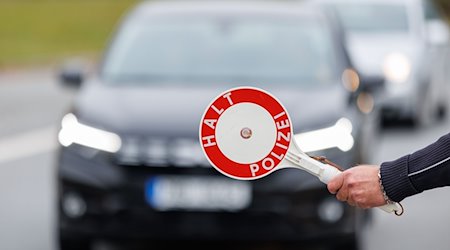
[57,145,367,244]
[377,80,420,119]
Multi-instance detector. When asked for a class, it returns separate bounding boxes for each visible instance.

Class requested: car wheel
[436,103,447,121]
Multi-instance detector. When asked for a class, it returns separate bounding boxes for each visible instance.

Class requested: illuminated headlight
[294,118,354,153]
[58,113,122,153]
[382,52,411,83]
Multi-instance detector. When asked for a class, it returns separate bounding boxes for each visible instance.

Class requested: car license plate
[145,176,252,211]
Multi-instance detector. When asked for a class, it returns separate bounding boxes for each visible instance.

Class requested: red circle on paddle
[199,87,292,180]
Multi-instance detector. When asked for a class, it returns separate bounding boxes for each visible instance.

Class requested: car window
[102,16,338,86]
[331,3,409,33]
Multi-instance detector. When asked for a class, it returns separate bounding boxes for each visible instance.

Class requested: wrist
[377,167,394,204]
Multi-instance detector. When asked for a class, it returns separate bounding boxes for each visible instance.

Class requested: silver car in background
[313,0,450,126]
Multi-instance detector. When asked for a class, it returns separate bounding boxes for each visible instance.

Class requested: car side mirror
[342,69,384,94]
[346,73,384,105]
[426,20,450,46]
[58,58,87,88]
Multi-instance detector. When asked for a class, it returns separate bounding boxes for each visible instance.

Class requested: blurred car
[311,0,450,126]
[56,1,380,249]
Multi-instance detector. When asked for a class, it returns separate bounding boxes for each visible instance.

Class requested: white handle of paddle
[318,164,403,215]
[318,164,341,184]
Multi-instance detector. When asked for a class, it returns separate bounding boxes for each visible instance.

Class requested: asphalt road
[0,67,75,250]
[361,118,450,250]
[0,67,449,250]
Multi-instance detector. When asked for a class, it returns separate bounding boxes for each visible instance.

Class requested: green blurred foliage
[0,0,448,68]
[0,0,138,68]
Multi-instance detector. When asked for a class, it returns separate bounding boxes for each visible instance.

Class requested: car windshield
[332,3,409,33]
[101,16,338,85]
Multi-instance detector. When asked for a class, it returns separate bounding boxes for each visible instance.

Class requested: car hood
[74,81,350,138]
[345,33,422,76]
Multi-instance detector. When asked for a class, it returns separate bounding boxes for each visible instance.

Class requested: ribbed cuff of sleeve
[380,155,418,202]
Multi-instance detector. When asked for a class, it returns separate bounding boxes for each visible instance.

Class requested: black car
[56,1,381,249]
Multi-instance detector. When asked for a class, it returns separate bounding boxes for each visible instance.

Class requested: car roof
[307,0,426,33]
[128,0,325,19]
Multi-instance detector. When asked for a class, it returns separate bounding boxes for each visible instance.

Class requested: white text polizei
[249,111,290,177]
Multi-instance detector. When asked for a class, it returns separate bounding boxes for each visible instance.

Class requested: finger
[336,187,348,202]
[327,172,344,194]
[335,176,349,202]
[347,194,357,206]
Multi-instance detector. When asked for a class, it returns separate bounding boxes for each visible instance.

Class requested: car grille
[114,136,211,168]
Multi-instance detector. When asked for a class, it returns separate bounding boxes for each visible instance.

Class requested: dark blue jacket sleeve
[380,132,450,202]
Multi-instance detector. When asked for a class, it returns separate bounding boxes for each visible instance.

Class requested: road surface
[0,67,449,250]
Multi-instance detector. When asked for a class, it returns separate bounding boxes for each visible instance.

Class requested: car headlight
[382,52,411,83]
[58,113,122,153]
[294,118,354,153]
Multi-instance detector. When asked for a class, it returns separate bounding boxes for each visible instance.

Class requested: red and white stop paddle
[199,86,402,215]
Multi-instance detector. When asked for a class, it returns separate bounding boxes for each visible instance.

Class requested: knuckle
[347,176,358,187]
[349,189,358,199]
[355,197,366,207]
[343,171,352,179]
[351,191,368,208]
